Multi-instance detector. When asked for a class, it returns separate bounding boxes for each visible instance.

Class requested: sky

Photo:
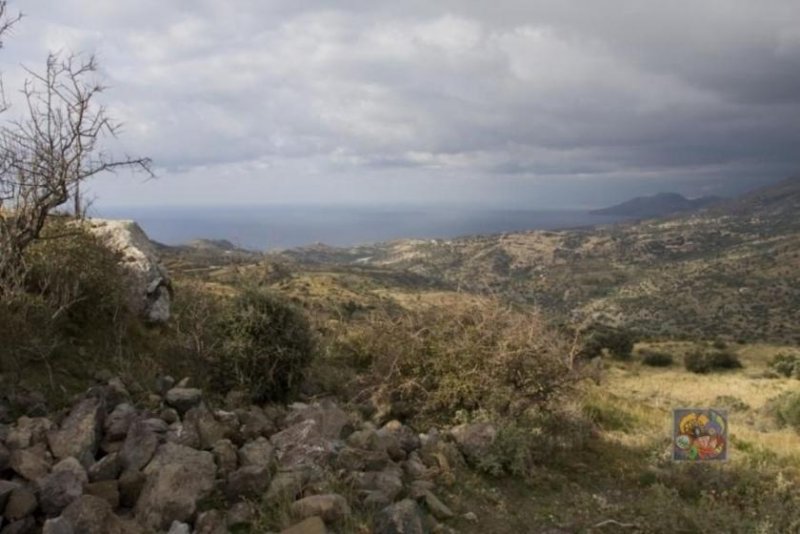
[1,0,799,209]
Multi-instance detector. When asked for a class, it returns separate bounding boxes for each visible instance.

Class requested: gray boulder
[271,420,336,472]
[184,405,227,450]
[211,439,238,475]
[42,517,75,534]
[135,443,216,530]
[119,420,158,472]
[373,499,426,534]
[449,422,496,464]
[47,398,104,467]
[38,457,88,516]
[84,219,172,323]
[104,404,136,442]
[284,401,350,440]
[167,521,191,534]
[238,437,274,469]
[60,495,135,534]
[164,389,203,415]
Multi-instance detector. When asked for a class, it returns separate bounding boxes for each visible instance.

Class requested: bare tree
[0,50,152,288]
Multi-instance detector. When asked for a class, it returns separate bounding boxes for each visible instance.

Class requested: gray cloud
[2,0,798,207]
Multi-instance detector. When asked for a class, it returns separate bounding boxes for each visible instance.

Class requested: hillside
[265,176,800,343]
[590,192,721,218]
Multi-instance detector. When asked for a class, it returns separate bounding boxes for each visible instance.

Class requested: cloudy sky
[2,0,799,208]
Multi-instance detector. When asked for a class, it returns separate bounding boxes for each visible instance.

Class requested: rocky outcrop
[83,219,172,323]
[0,377,472,533]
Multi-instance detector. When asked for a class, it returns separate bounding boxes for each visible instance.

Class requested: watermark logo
[673,408,727,461]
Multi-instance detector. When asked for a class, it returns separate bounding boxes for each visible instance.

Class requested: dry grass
[600,341,800,464]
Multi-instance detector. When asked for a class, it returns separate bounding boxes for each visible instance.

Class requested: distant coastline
[95,205,633,251]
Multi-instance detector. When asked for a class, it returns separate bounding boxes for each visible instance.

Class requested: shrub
[769,353,800,378]
[210,289,315,403]
[769,391,800,430]
[684,349,742,374]
[328,299,582,423]
[1,221,133,372]
[580,325,635,360]
[640,350,674,367]
[23,220,130,335]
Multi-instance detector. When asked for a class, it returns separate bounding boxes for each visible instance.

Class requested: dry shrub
[330,298,583,422]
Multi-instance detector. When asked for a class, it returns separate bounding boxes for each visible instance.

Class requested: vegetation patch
[639,349,674,367]
[770,353,800,378]
[683,348,742,373]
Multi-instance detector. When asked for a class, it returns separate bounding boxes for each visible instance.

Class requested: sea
[95,205,631,251]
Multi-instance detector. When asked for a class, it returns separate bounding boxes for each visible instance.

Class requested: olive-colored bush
[327,299,582,423]
[210,289,315,403]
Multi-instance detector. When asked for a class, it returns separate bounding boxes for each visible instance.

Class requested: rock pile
[0,377,494,533]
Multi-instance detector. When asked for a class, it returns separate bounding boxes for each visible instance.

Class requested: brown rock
[281,516,327,534]
[86,480,120,509]
[225,465,271,502]
[88,453,121,482]
[211,439,238,475]
[0,480,19,511]
[290,494,350,523]
[9,443,52,481]
[3,487,37,521]
[117,470,146,508]
[61,495,133,534]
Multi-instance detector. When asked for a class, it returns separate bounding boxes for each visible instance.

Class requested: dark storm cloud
[2,0,798,206]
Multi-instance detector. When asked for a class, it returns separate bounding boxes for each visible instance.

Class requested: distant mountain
[590,192,721,218]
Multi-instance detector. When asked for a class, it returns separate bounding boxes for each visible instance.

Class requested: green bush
[769,353,800,378]
[211,289,315,403]
[684,349,742,374]
[640,350,674,367]
[580,325,635,360]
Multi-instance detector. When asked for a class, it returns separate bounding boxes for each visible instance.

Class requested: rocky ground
[0,375,493,533]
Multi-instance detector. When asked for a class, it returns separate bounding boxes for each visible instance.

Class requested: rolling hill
[265,176,800,343]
